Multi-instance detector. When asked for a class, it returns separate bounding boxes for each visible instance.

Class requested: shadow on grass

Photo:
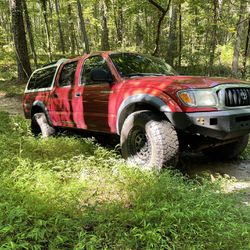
[0,162,250,249]
[0,110,250,248]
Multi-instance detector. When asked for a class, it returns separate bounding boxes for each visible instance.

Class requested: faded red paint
[23,52,248,134]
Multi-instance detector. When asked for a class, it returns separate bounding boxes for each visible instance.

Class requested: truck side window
[58,61,78,87]
[27,66,56,90]
[81,56,111,85]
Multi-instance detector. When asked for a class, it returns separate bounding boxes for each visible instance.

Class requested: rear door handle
[75,92,81,97]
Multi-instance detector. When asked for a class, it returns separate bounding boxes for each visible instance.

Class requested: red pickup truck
[23,52,250,170]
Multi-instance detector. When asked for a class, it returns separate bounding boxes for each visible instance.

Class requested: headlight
[178,89,218,107]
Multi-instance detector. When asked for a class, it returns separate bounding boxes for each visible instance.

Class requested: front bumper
[165,108,250,140]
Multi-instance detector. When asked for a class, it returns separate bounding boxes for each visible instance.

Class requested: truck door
[72,55,115,132]
[48,60,78,127]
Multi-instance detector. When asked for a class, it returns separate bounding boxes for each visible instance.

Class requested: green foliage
[177,65,233,77]
[1,0,250,80]
[0,111,250,249]
[218,44,234,66]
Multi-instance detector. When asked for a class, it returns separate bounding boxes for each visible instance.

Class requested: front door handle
[100,90,113,94]
[75,92,81,97]
[53,92,58,98]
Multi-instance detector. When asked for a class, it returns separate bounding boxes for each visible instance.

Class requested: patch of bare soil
[0,92,23,116]
[181,153,250,205]
[181,153,250,180]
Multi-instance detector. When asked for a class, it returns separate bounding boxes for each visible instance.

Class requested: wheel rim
[129,126,151,164]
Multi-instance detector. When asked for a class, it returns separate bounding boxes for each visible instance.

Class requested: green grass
[0,111,249,249]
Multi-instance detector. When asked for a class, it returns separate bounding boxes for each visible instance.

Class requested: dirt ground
[1,93,250,202]
[181,153,250,201]
[0,92,23,116]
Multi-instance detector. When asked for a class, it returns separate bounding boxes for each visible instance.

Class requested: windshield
[109,53,177,77]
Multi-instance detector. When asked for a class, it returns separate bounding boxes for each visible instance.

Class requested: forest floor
[181,153,250,205]
[0,89,250,204]
[0,91,23,115]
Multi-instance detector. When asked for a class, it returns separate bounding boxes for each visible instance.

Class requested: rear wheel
[203,135,249,160]
[31,113,55,138]
[120,111,179,171]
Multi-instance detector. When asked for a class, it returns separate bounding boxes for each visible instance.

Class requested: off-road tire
[203,135,249,160]
[31,113,55,138]
[120,110,179,171]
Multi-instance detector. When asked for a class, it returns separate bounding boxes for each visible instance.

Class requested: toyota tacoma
[23,52,250,170]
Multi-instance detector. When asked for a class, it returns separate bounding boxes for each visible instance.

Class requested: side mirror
[90,69,113,83]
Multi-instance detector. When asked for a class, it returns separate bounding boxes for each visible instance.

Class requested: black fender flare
[31,101,53,126]
[116,94,172,134]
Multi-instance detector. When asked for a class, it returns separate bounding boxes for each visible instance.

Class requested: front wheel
[31,113,55,138]
[120,111,179,171]
[203,135,249,160]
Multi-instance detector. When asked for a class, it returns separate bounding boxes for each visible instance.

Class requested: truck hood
[123,75,249,91]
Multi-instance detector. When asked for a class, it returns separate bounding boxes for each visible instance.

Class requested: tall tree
[10,0,31,81]
[112,0,124,45]
[232,0,246,75]
[67,3,76,55]
[100,0,110,50]
[148,0,172,55]
[135,19,143,47]
[76,0,90,53]
[0,2,12,44]
[22,0,37,68]
[167,3,178,66]
[208,0,219,73]
[242,13,250,78]
[48,0,55,46]
[178,2,182,67]
[54,0,65,54]
[40,0,52,61]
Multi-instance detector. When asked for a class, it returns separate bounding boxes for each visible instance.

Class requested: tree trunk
[67,3,76,55]
[208,0,218,74]
[178,2,182,67]
[167,5,178,66]
[112,0,123,45]
[32,2,37,34]
[232,0,246,75]
[54,0,65,54]
[22,0,38,68]
[40,0,52,62]
[147,0,171,56]
[76,0,90,53]
[10,0,31,81]
[135,20,143,47]
[242,15,250,78]
[48,0,55,46]
[100,0,110,50]
[74,32,81,55]
[117,3,124,45]
[0,7,12,44]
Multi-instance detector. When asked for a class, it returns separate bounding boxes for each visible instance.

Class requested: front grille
[224,88,250,107]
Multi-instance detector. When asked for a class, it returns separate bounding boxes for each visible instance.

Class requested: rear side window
[27,66,56,90]
[58,61,78,87]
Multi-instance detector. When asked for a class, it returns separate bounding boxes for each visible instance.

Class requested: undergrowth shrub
[0,111,249,249]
